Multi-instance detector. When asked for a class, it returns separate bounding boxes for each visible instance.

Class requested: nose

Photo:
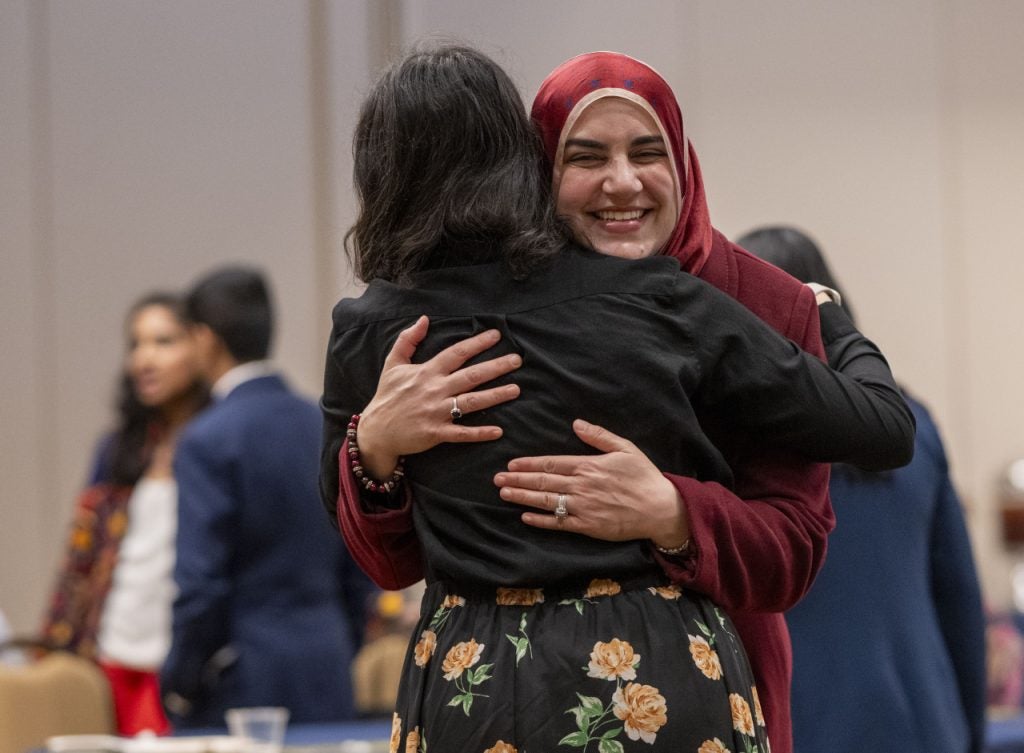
[602,156,642,197]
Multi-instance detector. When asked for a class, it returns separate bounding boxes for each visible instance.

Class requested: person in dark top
[739,224,986,753]
[320,44,912,752]
[327,51,915,753]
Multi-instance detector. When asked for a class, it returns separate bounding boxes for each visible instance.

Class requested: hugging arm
[320,328,422,591]
[813,302,917,469]
[319,316,522,590]
[496,418,832,612]
[692,291,915,468]
[326,286,911,608]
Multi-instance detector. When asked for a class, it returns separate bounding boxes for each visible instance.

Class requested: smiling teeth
[597,209,643,221]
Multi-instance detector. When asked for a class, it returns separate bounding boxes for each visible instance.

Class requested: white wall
[0,0,329,631]
[3,0,1024,632]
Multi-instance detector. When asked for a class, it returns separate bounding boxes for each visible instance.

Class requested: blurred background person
[738,225,987,753]
[160,266,375,729]
[39,292,208,735]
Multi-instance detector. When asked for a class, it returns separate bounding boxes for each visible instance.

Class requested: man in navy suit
[161,266,374,728]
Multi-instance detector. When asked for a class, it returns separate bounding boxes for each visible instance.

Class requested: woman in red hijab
[330,52,913,753]
[517,52,830,753]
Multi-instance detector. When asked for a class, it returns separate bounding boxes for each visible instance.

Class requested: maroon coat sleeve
[656,240,835,612]
[334,438,424,590]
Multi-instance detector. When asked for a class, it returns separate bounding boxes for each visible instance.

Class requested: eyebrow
[564,135,666,149]
[632,135,665,147]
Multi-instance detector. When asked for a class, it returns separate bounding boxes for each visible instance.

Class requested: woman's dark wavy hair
[735,225,856,325]
[105,292,208,486]
[346,44,570,285]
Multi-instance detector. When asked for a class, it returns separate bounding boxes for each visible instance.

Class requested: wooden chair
[0,642,114,753]
[351,633,408,717]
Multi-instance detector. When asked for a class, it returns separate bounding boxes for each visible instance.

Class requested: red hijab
[532,51,714,274]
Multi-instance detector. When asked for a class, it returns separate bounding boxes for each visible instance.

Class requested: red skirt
[98,661,171,736]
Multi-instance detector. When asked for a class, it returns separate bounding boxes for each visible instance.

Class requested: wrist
[355,411,401,479]
[347,414,405,494]
[648,482,690,552]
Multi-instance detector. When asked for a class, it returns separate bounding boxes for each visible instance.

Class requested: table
[187,716,1024,753]
[43,716,1024,752]
[179,720,392,751]
[31,722,393,753]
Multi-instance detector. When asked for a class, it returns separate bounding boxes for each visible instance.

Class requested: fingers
[494,473,575,507]
[428,329,522,392]
[520,509,584,533]
[453,384,520,416]
[431,328,504,375]
[504,455,585,475]
[382,315,430,370]
[450,352,523,395]
[436,424,505,444]
[572,419,636,454]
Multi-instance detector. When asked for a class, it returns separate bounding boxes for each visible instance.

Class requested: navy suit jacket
[162,374,374,727]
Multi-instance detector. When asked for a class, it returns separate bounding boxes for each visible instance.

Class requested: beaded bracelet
[347,414,405,494]
[653,538,692,556]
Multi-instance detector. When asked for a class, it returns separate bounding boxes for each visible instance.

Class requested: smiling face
[553,96,680,259]
[125,304,200,409]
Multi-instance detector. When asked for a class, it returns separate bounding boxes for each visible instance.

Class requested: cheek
[555,175,589,222]
[651,173,680,240]
[163,348,198,383]
[647,166,679,212]
[125,352,140,375]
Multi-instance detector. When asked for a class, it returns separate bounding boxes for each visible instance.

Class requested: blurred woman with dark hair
[739,225,986,753]
[41,292,207,735]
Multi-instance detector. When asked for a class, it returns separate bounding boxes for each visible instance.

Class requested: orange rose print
[647,584,683,600]
[698,739,731,753]
[414,630,437,668]
[442,638,485,681]
[587,638,639,681]
[495,588,544,606]
[730,693,755,736]
[584,578,621,598]
[752,685,765,727]
[688,634,722,680]
[612,682,668,744]
[483,742,517,753]
[404,726,420,753]
[442,594,465,608]
[388,713,401,753]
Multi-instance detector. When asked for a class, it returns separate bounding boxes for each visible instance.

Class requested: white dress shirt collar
[211,360,276,400]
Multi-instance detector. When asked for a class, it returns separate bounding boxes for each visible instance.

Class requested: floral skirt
[389,576,770,753]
